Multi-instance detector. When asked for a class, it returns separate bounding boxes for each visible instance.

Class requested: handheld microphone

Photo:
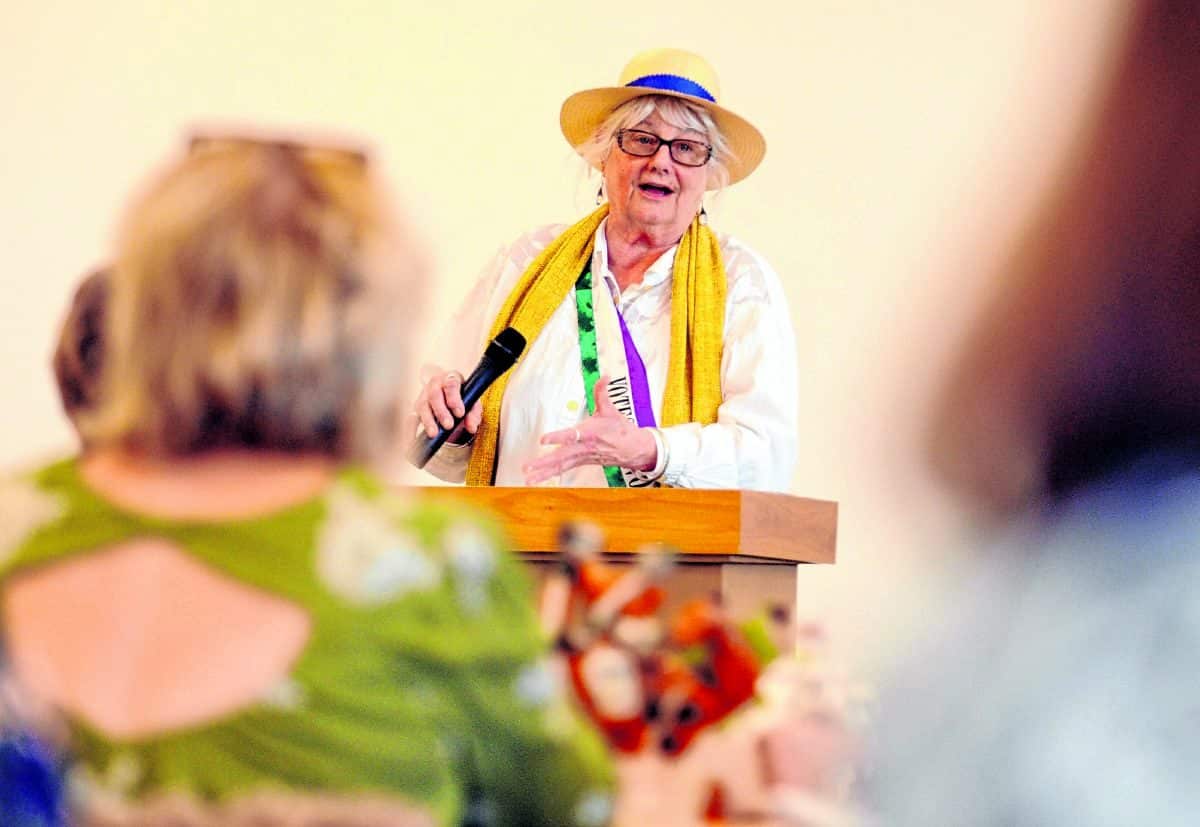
[409,327,526,469]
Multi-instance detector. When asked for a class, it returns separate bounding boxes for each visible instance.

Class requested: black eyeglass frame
[615,129,713,167]
[187,133,369,167]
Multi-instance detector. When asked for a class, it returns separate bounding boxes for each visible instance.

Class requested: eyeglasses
[615,129,712,167]
[187,132,369,168]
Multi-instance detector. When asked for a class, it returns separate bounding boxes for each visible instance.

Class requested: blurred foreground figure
[0,134,611,826]
[870,2,1200,824]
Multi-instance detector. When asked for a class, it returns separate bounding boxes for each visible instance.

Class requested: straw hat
[560,48,766,186]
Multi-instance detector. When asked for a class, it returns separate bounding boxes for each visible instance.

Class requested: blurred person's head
[78,132,423,460]
[929,0,1200,516]
[52,268,109,440]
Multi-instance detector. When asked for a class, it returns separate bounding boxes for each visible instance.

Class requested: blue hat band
[624,73,716,103]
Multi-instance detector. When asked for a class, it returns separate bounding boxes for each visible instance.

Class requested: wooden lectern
[416,487,837,634]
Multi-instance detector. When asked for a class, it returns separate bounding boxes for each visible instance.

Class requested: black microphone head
[485,327,526,368]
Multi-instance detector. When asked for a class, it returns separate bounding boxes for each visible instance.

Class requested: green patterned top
[0,459,614,826]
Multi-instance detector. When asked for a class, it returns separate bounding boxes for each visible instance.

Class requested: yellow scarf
[465,204,726,486]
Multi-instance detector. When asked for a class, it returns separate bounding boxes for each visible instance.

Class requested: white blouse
[420,219,799,492]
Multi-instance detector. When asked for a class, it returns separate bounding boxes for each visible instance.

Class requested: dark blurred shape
[52,268,108,433]
[929,0,1200,515]
[872,2,1200,824]
[0,640,65,827]
[0,734,63,827]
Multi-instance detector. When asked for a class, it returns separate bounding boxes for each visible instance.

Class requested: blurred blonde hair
[80,135,423,458]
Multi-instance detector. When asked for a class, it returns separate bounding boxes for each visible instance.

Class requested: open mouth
[638,183,674,197]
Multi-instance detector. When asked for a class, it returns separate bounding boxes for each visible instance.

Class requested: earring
[698,204,708,225]
[596,184,604,206]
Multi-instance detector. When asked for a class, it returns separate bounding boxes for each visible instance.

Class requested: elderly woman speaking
[414,48,798,490]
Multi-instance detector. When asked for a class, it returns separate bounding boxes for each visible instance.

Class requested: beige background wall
[0,0,1127,675]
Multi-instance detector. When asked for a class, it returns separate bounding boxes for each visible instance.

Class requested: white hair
[575,95,734,191]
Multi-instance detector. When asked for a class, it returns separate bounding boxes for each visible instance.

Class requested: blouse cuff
[647,427,669,480]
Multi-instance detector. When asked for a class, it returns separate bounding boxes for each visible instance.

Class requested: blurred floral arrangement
[540,521,870,826]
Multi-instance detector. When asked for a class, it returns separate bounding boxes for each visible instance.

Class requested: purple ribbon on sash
[616,310,657,428]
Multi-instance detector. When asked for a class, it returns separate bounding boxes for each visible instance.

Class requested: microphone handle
[409,357,498,469]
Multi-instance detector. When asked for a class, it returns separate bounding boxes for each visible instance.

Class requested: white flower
[316,484,439,605]
[443,521,496,614]
[513,659,559,708]
[261,677,305,710]
[574,790,614,827]
[105,753,143,793]
[577,643,643,720]
[70,751,143,803]
[0,477,64,565]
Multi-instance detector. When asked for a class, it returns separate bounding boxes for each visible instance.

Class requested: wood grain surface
[410,487,837,564]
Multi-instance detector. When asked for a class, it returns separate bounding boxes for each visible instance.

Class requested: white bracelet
[647,427,669,481]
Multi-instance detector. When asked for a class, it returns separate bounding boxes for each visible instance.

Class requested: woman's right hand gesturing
[412,367,483,441]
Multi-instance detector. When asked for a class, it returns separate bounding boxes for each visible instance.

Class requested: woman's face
[603,110,710,243]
